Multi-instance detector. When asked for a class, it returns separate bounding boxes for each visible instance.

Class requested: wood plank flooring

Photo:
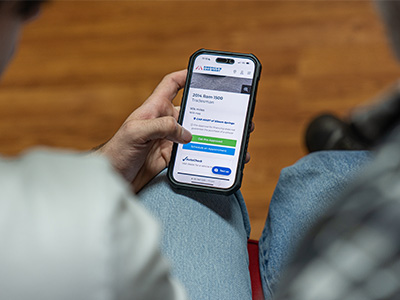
[1,1,400,239]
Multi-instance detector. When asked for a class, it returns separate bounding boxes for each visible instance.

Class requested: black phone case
[167,49,262,195]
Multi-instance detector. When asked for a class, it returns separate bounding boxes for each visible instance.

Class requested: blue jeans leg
[138,170,252,300]
[259,150,371,299]
[138,151,371,300]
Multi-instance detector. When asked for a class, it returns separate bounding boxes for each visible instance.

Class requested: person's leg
[138,170,252,300]
[259,150,372,299]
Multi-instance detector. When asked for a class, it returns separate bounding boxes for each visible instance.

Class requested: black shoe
[305,114,369,153]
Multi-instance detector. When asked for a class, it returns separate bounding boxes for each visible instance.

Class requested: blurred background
[1,0,399,239]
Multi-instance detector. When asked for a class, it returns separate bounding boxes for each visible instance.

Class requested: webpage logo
[183,156,203,163]
[204,66,222,72]
[195,65,222,72]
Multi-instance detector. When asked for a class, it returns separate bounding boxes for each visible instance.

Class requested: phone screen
[171,53,256,190]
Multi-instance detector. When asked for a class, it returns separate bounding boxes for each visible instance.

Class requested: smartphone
[168,49,261,195]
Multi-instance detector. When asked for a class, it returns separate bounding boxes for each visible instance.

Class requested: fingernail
[181,127,192,142]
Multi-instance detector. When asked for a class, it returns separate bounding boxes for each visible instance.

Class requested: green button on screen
[191,135,237,147]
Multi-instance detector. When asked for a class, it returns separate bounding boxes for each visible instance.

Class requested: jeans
[138,151,371,300]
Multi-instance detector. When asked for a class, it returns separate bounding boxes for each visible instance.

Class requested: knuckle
[162,73,174,83]
[163,116,177,131]
[122,120,136,133]
[159,100,172,114]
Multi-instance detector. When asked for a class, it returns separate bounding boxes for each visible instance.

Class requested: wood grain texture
[1,1,400,239]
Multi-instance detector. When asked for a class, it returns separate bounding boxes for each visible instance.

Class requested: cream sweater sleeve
[0,150,187,300]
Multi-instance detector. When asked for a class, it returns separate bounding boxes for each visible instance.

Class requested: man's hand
[95,70,192,192]
[95,69,254,193]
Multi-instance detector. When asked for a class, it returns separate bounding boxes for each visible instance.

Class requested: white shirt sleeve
[0,150,187,300]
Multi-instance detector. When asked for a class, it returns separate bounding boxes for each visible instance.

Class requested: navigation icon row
[233,70,252,76]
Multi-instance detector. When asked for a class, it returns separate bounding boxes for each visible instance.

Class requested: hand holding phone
[168,49,261,194]
[95,70,191,192]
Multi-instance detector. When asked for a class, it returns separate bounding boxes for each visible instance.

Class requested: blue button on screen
[183,143,235,156]
[212,166,232,175]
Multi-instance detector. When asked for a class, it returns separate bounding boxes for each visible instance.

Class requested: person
[0,2,190,299]
[272,1,400,299]
[0,1,373,300]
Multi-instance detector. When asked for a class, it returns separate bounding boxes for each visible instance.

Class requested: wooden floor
[1,1,400,239]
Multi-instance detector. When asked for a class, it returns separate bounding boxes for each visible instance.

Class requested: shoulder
[0,148,121,185]
[0,148,130,205]
[0,148,157,233]
[0,149,166,299]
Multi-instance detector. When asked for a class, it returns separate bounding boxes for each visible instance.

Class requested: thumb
[135,117,192,144]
